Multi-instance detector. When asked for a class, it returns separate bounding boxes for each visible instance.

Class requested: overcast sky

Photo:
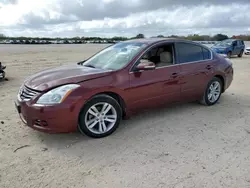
[0,0,250,37]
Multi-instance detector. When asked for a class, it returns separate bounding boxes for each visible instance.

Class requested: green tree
[212,34,229,41]
[157,35,164,38]
[135,33,144,38]
[0,34,6,39]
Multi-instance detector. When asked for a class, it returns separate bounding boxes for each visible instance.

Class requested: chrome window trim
[129,40,213,74]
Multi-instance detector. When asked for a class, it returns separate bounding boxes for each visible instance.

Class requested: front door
[127,42,181,112]
[128,66,181,111]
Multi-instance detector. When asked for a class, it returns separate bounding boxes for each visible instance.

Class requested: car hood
[24,64,112,91]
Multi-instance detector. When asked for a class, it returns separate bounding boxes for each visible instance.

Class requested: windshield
[214,40,233,47]
[81,42,147,70]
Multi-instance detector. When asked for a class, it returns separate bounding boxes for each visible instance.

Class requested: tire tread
[199,77,222,106]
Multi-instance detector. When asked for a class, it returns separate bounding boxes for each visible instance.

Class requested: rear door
[175,42,215,101]
[233,40,243,55]
[239,40,245,52]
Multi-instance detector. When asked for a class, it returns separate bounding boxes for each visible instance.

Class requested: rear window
[176,42,211,63]
[202,47,211,60]
[236,40,244,45]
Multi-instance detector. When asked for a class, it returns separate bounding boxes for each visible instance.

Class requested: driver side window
[237,40,242,46]
[139,43,174,68]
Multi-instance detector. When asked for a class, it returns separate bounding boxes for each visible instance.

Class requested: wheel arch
[214,75,225,92]
[98,92,127,117]
[83,91,127,118]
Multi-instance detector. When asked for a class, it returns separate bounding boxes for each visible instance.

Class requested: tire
[78,94,122,138]
[0,71,5,79]
[238,50,243,57]
[199,77,223,106]
[227,51,232,58]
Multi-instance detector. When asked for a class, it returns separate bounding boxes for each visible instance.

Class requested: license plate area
[15,102,21,113]
[15,101,27,124]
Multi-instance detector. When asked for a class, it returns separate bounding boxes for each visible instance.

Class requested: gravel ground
[0,43,250,188]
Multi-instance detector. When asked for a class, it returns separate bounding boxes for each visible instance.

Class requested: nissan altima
[15,38,234,138]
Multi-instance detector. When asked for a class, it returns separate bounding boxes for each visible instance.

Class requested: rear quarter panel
[212,54,233,91]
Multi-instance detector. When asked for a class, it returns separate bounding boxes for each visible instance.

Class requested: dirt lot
[0,44,250,188]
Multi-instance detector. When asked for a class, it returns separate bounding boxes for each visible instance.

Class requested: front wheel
[227,51,232,58]
[199,77,223,106]
[78,94,122,138]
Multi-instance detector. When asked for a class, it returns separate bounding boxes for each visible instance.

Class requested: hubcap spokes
[85,102,117,134]
[208,81,221,103]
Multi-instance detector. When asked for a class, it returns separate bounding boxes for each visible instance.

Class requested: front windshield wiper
[83,64,96,68]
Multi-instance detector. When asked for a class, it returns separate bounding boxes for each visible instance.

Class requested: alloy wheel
[207,81,221,103]
[84,102,117,134]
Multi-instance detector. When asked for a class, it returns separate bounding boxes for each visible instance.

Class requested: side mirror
[135,60,156,71]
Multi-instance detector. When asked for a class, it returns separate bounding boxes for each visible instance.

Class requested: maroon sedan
[15,38,233,138]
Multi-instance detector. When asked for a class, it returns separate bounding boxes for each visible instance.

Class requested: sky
[0,0,250,38]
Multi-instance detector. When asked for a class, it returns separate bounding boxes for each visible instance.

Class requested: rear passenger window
[202,47,211,60]
[176,42,204,63]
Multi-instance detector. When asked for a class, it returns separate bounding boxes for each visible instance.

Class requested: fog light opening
[34,119,48,127]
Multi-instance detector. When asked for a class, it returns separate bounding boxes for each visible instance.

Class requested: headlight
[36,84,80,105]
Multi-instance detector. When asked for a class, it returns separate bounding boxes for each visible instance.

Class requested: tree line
[151,34,250,41]
[0,33,250,41]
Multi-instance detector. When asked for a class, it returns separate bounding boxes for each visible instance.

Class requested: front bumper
[14,99,81,133]
[245,50,250,55]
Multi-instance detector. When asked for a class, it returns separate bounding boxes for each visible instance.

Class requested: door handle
[206,65,212,70]
[170,72,178,78]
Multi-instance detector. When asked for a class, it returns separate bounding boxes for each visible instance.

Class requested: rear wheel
[78,94,122,138]
[199,77,222,106]
[238,50,244,57]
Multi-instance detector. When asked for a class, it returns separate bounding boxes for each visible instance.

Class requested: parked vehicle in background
[15,38,234,138]
[211,39,245,58]
[245,47,250,55]
[0,62,6,80]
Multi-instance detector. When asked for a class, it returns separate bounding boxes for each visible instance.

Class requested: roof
[123,37,191,45]
[223,38,241,41]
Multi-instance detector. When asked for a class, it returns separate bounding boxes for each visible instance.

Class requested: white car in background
[245,47,250,55]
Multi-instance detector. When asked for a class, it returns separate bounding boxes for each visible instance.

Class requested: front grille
[246,49,250,52]
[18,85,40,101]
